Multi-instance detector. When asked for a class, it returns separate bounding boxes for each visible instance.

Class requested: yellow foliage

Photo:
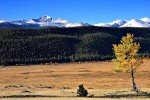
[112,33,143,73]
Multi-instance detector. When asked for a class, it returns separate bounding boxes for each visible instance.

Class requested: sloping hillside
[0,26,150,65]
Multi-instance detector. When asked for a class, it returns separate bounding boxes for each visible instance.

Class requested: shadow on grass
[0,91,150,99]
[0,95,59,98]
[95,91,150,98]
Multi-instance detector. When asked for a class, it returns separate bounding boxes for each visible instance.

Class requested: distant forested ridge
[0,26,150,66]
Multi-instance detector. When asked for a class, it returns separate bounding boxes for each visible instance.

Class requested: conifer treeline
[0,26,150,66]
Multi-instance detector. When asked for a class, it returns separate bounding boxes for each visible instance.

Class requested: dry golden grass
[0,61,150,99]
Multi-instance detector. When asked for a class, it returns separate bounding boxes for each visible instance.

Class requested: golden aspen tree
[112,33,144,92]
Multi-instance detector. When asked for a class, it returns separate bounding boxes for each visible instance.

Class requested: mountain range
[95,17,150,27]
[0,15,150,28]
[0,15,89,28]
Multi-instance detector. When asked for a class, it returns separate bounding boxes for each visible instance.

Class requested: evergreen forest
[0,26,150,66]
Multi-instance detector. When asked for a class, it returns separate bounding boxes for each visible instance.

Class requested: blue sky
[0,0,150,24]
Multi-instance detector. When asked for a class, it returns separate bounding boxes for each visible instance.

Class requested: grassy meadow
[0,61,150,100]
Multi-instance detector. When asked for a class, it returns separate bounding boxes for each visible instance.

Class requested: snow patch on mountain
[95,20,127,27]
[0,20,8,23]
[26,19,37,24]
[140,17,150,23]
[109,20,127,27]
[94,23,112,27]
[52,18,69,24]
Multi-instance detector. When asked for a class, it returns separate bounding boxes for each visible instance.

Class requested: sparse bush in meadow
[77,84,88,97]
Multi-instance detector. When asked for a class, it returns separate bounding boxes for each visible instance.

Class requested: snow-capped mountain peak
[24,15,89,28]
[39,15,53,22]
[120,19,150,27]
[109,20,127,25]
[95,17,150,28]
[26,15,53,24]
[109,20,127,27]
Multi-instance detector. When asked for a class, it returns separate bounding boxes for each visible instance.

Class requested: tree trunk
[130,66,137,91]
